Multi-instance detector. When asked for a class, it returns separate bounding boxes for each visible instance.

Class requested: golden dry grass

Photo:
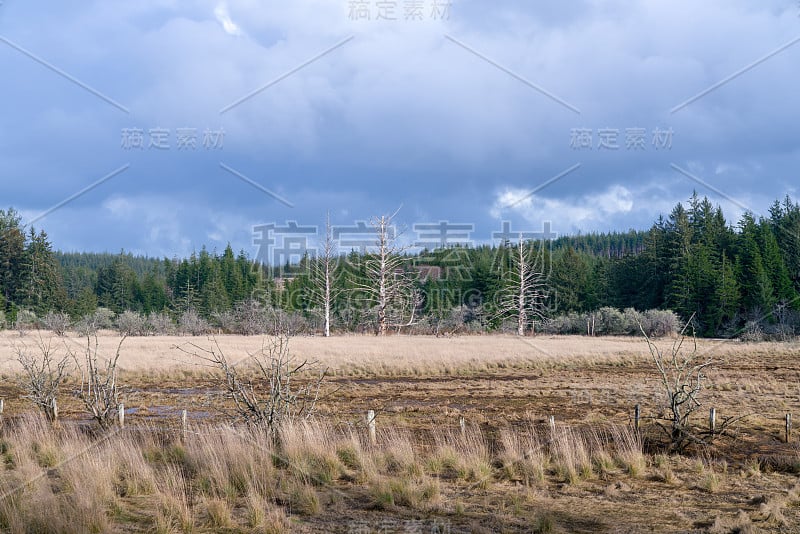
[0,414,797,533]
[3,329,797,375]
[2,331,800,531]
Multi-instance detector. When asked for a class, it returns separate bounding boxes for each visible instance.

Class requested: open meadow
[1,331,800,532]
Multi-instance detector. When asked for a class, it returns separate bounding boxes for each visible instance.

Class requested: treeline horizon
[1,191,799,338]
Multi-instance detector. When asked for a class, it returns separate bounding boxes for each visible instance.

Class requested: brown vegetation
[1,333,800,531]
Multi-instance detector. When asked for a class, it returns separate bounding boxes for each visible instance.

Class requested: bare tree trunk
[322,213,334,337]
[312,212,337,337]
[355,210,417,336]
[496,237,546,336]
[517,239,527,336]
[376,216,390,336]
[324,270,331,337]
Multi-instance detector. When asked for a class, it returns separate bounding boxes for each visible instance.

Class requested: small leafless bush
[70,336,127,429]
[266,308,314,336]
[75,307,116,336]
[116,310,148,336]
[177,333,328,434]
[212,310,237,333]
[15,337,70,421]
[147,311,176,335]
[622,308,644,334]
[179,309,211,336]
[542,312,583,335]
[15,309,39,334]
[639,314,717,452]
[408,307,470,336]
[543,308,679,337]
[591,307,626,335]
[640,309,681,337]
[232,299,269,335]
[42,311,71,336]
[740,319,765,342]
[771,301,798,341]
[74,315,97,337]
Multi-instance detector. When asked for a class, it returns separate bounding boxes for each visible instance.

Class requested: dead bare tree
[15,336,70,422]
[352,209,419,335]
[309,212,339,337]
[638,314,717,451]
[41,311,71,337]
[177,333,328,434]
[69,335,127,430]
[495,238,548,336]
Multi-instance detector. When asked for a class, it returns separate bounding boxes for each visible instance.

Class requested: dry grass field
[1,331,800,532]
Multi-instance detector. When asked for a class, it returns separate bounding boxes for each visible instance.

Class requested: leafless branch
[176,333,328,435]
[638,313,717,452]
[69,335,127,430]
[15,335,70,422]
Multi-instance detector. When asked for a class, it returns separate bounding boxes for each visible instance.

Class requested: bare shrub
[147,311,175,335]
[15,337,70,421]
[542,312,584,335]
[178,309,211,336]
[741,318,765,342]
[177,333,328,434]
[545,308,679,337]
[621,308,643,335]
[212,310,237,333]
[75,308,116,336]
[42,311,71,336]
[772,301,798,341]
[592,307,626,335]
[15,309,38,334]
[70,336,127,429]
[640,309,680,337]
[436,307,469,336]
[116,310,148,336]
[232,299,269,335]
[639,314,715,452]
[266,309,314,336]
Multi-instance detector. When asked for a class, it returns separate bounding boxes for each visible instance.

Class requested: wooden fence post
[51,398,58,422]
[709,408,716,435]
[0,398,4,420]
[118,404,125,428]
[181,410,188,439]
[634,404,641,433]
[366,410,376,445]
[459,416,466,437]
[786,413,792,443]
[548,415,556,432]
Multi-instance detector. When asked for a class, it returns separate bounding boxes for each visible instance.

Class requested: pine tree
[550,247,587,313]
[20,229,67,314]
[710,251,739,332]
[737,214,775,315]
[0,209,26,312]
[759,220,797,305]
[96,257,140,313]
[664,203,695,318]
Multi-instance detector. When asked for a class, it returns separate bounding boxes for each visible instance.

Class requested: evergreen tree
[759,219,797,305]
[710,251,739,332]
[0,208,26,313]
[20,228,66,314]
[737,214,775,315]
[96,257,140,313]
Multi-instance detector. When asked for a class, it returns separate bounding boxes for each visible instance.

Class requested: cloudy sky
[1,0,799,259]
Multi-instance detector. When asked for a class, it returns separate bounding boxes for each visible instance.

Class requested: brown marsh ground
[1,332,800,532]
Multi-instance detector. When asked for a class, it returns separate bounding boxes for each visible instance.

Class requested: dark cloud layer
[1,0,798,256]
